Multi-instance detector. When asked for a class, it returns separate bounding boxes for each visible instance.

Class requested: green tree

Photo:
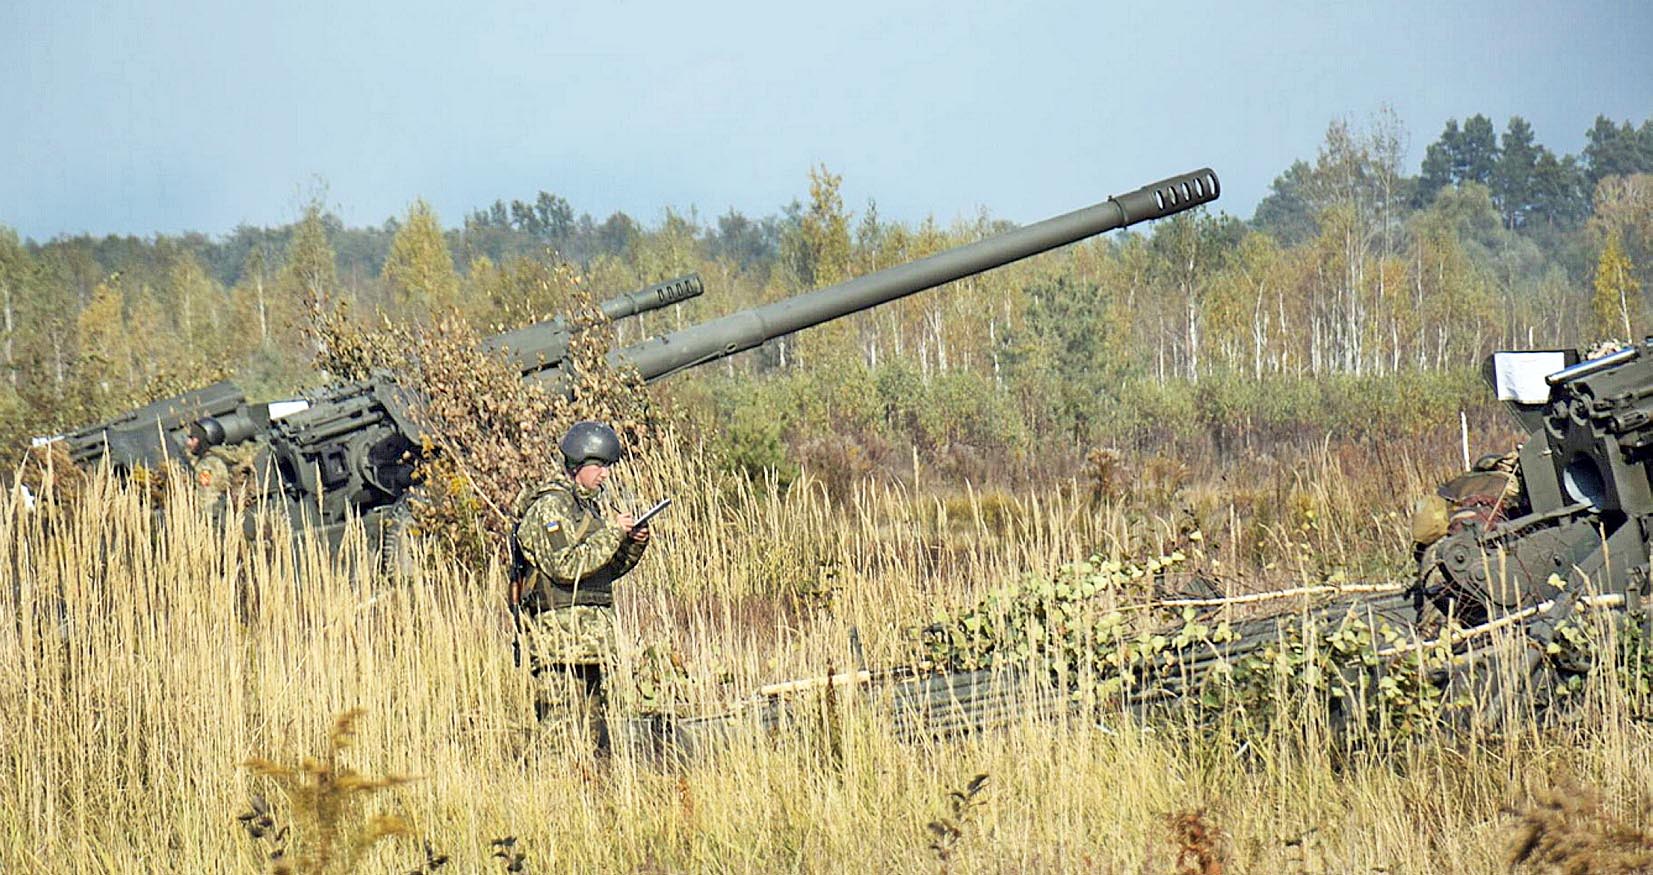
[1584,115,1653,185]
[781,165,852,291]
[707,209,779,274]
[781,166,854,371]
[1417,119,1461,207]
[1253,160,1318,245]
[1493,116,1539,228]
[1018,274,1117,443]
[1457,115,1500,186]
[594,212,640,257]
[382,199,460,314]
[1530,149,1590,229]
[1418,115,1500,203]
[535,191,575,239]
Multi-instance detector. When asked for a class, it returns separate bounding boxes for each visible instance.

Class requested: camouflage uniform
[512,477,648,737]
[191,446,237,505]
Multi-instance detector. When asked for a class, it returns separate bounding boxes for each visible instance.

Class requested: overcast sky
[2,0,1650,241]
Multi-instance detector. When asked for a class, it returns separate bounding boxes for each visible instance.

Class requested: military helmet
[1471,453,1505,472]
[187,417,227,454]
[559,421,623,471]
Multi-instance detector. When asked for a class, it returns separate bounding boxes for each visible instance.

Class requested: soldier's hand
[616,513,649,542]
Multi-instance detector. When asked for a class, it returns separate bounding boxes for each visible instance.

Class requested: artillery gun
[1133,343,1653,732]
[50,169,1223,554]
[648,343,1653,756]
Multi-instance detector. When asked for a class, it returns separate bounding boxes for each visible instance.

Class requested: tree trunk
[252,270,268,344]
[989,317,1000,391]
[1251,281,1267,381]
[1,278,13,387]
[1184,277,1200,382]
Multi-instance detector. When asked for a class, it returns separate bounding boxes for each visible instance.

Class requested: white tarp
[1492,351,1568,404]
[268,399,311,420]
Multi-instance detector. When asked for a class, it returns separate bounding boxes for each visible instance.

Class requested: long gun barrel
[596,274,705,321]
[485,274,704,378]
[608,169,1219,382]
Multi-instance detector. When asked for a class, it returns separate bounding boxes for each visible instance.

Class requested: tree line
[1,111,1650,482]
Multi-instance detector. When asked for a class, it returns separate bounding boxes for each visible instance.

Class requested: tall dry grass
[5,434,1653,874]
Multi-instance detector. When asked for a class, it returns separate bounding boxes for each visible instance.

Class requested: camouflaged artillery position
[636,344,1653,757]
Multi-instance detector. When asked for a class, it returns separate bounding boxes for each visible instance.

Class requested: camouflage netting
[305,267,653,565]
[910,554,1552,740]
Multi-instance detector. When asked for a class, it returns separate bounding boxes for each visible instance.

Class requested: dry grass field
[7,434,1653,874]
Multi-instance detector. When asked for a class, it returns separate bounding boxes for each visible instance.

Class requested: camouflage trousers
[520,605,615,750]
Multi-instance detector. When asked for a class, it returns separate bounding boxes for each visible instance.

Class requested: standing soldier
[512,421,652,752]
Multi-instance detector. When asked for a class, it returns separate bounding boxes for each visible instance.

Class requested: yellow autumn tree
[278,202,342,365]
[72,280,134,416]
[163,249,227,367]
[382,199,459,316]
[1593,228,1642,340]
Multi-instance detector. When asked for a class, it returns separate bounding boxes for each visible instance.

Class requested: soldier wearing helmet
[511,420,652,750]
[185,417,235,505]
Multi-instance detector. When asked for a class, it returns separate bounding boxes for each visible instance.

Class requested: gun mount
[283,170,1218,548]
[1419,345,1653,627]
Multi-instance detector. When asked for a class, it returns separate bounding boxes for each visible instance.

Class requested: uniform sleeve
[605,536,648,578]
[517,491,628,585]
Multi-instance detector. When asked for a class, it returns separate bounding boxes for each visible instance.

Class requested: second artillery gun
[54,169,1222,554]
[633,344,1653,757]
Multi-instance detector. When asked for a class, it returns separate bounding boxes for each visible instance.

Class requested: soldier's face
[574,463,610,491]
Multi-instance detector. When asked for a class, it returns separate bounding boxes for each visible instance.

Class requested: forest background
[3,111,1652,493]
